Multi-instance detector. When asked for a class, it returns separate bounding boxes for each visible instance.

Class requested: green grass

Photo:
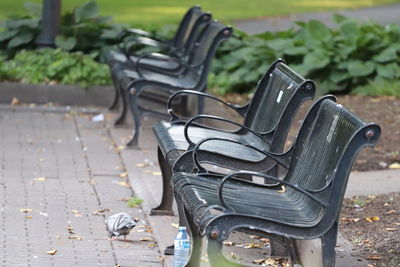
[1,0,400,27]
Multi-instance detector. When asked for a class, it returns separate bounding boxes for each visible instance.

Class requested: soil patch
[340,193,400,267]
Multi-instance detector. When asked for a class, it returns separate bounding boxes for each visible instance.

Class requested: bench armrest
[123,36,172,55]
[184,114,267,148]
[191,137,291,173]
[125,28,153,37]
[135,52,183,78]
[218,171,327,211]
[167,90,247,122]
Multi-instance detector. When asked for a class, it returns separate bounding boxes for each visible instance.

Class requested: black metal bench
[106,6,211,111]
[112,21,232,146]
[151,59,315,216]
[171,96,381,266]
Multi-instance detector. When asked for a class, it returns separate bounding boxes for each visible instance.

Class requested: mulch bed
[340,193,400,267]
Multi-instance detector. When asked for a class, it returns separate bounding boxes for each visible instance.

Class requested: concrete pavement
[233,3,400,34]
[1,103,399,266]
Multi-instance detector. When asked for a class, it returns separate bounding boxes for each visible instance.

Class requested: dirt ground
[340,193,400,267]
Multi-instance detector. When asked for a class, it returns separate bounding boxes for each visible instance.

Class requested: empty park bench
[171,96,381,266]
[109,20,232,146]
[106,6,211,112]
[151,59,316,216]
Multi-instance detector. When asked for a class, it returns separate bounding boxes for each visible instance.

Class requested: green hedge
[211,15,400,96]
[0,49,111,87]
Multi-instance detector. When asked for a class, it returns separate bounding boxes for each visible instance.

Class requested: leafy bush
[0,49,111,87]
[0,1,133,60]
[211,15,400,95]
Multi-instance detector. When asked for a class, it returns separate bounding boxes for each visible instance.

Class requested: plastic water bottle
[173,226,190,267]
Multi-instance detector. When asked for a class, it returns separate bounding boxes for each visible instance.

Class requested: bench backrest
[243,60,315,152]
[285,98,380,222]
[186,21,232,89]
[172,6,210,54]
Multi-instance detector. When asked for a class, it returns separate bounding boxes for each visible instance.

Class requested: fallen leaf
[135,163,148,168]
[46,250,57,255]
[11,97,21,106]
[148,243,156,248]
[20,208,33,213]
[389,162,400,169]
[366,255,382,260]
[371,216,380,221]
[365,216,380,222]
[118,181,130,187]
[68,235,83,240]
[92,208,110,215]
[116,145,125,151]
[67,226,75,234]
[140,237,154,242]
[253,258,266,264]
[341,217,360,222]
[244,243,262,249]
[385,228,397,232]
[223,241,234,246]
[277,186,286,193]
[34,177,47,182]
[119,172,128,178]
[158,256,166,263]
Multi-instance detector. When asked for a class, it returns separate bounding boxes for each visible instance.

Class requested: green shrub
[0,1,147,60]
[0,48,111,87]
[211,15,400,96]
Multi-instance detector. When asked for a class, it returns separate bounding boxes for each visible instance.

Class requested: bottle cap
[179,226,186,231]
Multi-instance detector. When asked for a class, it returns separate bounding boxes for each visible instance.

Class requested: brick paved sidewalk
[0,106,163,266]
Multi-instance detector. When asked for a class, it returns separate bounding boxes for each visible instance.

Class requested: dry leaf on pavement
[389,162,400,169]
[119,172,128,178]
[46,250,57,255]
[20,208,33,213]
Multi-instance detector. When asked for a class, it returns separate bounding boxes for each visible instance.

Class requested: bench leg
[108,72,120,110]
[125,93,142,147]
[150,147,174,216]
[114,85,128,125]
[184,207,203,267]
[321,222,338,267]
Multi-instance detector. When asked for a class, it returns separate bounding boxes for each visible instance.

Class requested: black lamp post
[35,0,61,47]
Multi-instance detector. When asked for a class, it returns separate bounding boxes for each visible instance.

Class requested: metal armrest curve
[191,137,290,173]
[167,90,246,122]
[218,171,327,210]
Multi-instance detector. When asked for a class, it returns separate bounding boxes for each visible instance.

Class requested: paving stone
[0,107,162,266]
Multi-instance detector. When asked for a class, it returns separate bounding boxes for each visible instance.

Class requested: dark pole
[35,0,61,47]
